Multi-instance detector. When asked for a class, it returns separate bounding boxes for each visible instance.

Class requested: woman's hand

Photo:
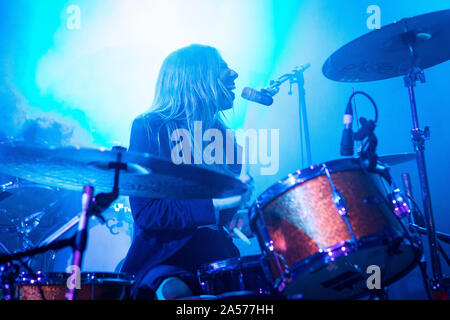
[225,208,253,239]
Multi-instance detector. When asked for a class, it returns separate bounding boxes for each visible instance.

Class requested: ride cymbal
[323,9,450,82]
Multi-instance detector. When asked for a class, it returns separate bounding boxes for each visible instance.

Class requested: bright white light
[36,0,274,147]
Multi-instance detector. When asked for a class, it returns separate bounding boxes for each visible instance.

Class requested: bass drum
[250,158,421,299]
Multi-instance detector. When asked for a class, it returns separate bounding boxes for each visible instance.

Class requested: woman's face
[218,61,238,110]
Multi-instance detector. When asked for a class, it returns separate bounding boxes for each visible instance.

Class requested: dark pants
[135,228,239,299]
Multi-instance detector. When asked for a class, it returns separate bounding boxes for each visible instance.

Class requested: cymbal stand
[65,146,126,300]
[0,147,128,300]
[403,67,444,295]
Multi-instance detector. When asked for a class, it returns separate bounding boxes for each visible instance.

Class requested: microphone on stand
[241,63,311,107]
[241,87,274,106]
[340,101,354,156]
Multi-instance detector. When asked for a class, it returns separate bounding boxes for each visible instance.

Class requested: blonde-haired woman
[122,44,250,300]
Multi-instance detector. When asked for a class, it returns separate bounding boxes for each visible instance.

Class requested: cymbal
[378,153,416,165]
[322,9,450,82]
[0,142,247,199]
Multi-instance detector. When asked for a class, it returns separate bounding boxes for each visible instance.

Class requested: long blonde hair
[143,44,237,175]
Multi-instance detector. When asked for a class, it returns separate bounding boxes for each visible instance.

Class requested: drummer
[121,44,252,300]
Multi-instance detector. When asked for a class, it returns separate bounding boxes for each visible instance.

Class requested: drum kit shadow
[1,9,450,300]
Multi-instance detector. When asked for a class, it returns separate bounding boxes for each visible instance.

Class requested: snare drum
[17,272,135,300]
[250,158,421,299]
[197,255,273,296]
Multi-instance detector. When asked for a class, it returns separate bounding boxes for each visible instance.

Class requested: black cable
[347,90,379,124]
[0,242,46,300]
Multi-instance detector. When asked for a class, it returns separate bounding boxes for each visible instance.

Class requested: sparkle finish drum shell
[250,158,421,299]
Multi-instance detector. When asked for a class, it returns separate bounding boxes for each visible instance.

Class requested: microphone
[296,63,311,73]
[340,101,354,156]
[241,87,274,106]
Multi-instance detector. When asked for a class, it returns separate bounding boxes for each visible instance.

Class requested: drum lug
[387,189,411,218]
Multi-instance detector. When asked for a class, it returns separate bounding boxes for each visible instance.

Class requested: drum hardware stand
[65,146,126,300]
[400,187,432,299]
[0,146,128,300]
[409,223,450,299]
[410,224,450,245]
[264,64,312,167]
[403,66,444,295]
[353,113,438,299]
[410,224,450,270]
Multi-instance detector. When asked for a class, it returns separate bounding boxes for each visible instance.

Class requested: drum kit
[1,9,450,300]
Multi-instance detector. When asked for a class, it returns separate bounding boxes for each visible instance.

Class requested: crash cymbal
[323,9,450,82]
[0,142,247,199]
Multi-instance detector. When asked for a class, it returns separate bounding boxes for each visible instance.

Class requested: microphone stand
[265,64,312,167]
[291,67,312,168]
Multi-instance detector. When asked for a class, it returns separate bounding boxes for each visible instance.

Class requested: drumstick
[232,227,252,245]
[222,226,252,245]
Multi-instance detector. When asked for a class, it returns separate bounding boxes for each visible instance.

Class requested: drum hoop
[18,272,136,285]
[274,232,421,293]
[198,255,266,274]
[251,158,363,216]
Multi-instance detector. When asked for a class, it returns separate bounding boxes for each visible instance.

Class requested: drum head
[0,180,60,223]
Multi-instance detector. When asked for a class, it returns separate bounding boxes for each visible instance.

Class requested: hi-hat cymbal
[0,142,247,199]
[323,9,450,82]
[378,153,416,166]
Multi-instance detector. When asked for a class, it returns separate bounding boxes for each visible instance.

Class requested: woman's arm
[129,116,217,232]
